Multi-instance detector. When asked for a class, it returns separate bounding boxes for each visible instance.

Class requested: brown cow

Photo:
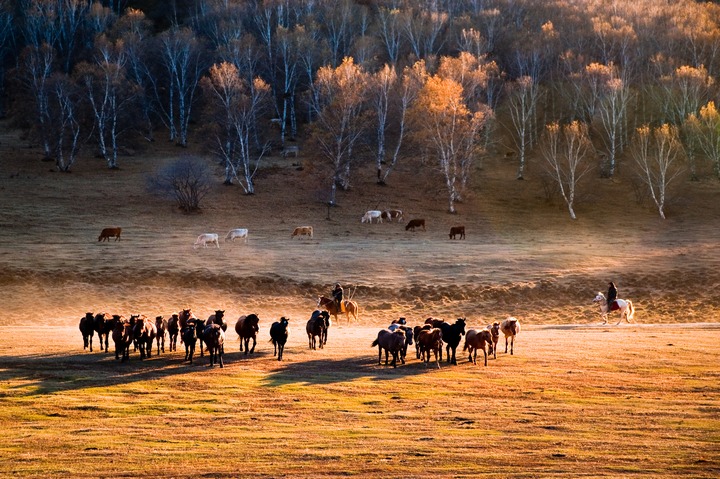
[449,225,465,240]
[291,226,313,238]
[98,227,122,242]
[405,219,426,231]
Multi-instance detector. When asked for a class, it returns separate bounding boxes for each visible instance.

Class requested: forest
[1,0,719,218]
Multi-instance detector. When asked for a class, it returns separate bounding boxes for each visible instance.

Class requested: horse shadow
[0,348,228,397]
[261,355,433,387]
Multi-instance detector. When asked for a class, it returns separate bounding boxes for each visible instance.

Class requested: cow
[225,228,249,243]
[281,145,299,158]
[405,219,426,231]
[194,233,219,249]
[449,226,465,240]
[361,210,383,224]
[381,209,404,222]
[291,226,313,238]
[98,227,122,242]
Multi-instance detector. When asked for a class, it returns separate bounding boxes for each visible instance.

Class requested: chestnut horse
[235,314,260,354]
[317,296,359,323]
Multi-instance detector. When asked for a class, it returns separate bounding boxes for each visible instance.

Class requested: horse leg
[219,347,224,368]
[250,336,256,353]
[510,336,514,355]
[277,344,283,361]
[391,351,397,368]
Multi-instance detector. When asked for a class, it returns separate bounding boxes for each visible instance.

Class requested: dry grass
[1,325,719,478]
[2,120,720,477]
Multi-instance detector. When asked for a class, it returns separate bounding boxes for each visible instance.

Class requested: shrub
[148,156,212,212]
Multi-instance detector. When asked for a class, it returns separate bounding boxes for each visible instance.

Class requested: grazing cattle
[500,317,521,355]
[317,296,359,324]
[203,323,225,367]
[167,314,180,352]
[98,227,122,242]
[207,310,227,332]
[438,318,466,365]
[416,327,443,368]
[486,322,500,359]
[281,145,299,158]
[181,320,198,363]
[291,226,313,238]
[235,314,260,354]
[132,315,157,360]
[193,233,219,249]
[371,329,407,368]
[269,317,290,361]
[405,218,426,231]
[381,209,404,222]
[449,226,466,240]
[113,319,133,362]
[361,210,383,224]
[155,316,167,354]
[79,313,95,351]
[225,228,249,243]
[463,329,494,366]
[306,310,330,350]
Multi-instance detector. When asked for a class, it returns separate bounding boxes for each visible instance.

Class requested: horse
[438,317,466,365]
[79,313,95,351]
[92,312,111,352]
[463,329,494,366]
[269,317,290,361]
[155,316,167,354]
[416,327,443,369]
[317,296,359,323]
[371,329,407,368]
[113,320,133,362]
[203,323,225,367]
[132,316,157,360]
[306,310,330,350]
[593,292,635,325]
[167,314,180,352]
[235,314,260,354]
[500,317,521,355]
[181,320,198,363]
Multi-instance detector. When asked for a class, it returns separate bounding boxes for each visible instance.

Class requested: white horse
[593,292,635,325]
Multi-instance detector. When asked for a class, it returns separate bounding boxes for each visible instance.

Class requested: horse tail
[626,300,635,321]
[371,338,379,347]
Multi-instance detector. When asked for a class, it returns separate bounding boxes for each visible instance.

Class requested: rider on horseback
[607,282,618,310]
[332,283,344,313]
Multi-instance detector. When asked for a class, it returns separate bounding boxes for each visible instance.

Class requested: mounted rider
[607,281,618,310]
[332,282,345,313]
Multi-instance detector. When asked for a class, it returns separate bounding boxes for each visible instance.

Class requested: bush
[148,156,212,212]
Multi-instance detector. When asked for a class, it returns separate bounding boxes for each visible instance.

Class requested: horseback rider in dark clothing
[332,283,344,312]
[607,282,618,310]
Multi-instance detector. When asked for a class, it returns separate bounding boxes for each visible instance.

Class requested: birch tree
[49,73,81,172]
[507,75,541,180]
[411,75,489,213]
[691,101,720,179]
[541,121,594,220]
[310,57,369,205]
[632,124,685,219]
[596,75,633,177]
[21,43,55,159]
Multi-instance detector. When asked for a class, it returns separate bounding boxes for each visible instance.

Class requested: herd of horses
[77,292,632,368]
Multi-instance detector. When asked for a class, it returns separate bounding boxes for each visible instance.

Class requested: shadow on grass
[0,345,270,396]
[261,354,441,387]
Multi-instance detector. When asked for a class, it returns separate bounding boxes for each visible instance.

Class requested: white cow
[361,210,383,224]
[225,228,249,243]
[194,233,219,249]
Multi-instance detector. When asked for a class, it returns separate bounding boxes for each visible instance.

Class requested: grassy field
[1,324,719,478]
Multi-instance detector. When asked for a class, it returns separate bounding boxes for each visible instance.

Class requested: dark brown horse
[417,327,443,368]
[155,316,167,354]
[92,312,112,352]
[79,312,95,351]
[371,329,407,368]
[486,322,500,359]
[317,296,359,323]
[269,317,290,361]
[167,314,180,352]
[113,320,133,362]
[203,323,225,367]
[306,310,330,350]
[235,314,260,354]
[181,320,198,363]
[464,329,494,366]
[207,310,227,331]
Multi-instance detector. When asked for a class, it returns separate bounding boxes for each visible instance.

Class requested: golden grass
[1,326,719,478]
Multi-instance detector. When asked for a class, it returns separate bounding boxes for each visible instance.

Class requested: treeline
[0,0,719,217]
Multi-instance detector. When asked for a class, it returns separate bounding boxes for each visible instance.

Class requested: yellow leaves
[418,75,467,116]
[699,101,719,122]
